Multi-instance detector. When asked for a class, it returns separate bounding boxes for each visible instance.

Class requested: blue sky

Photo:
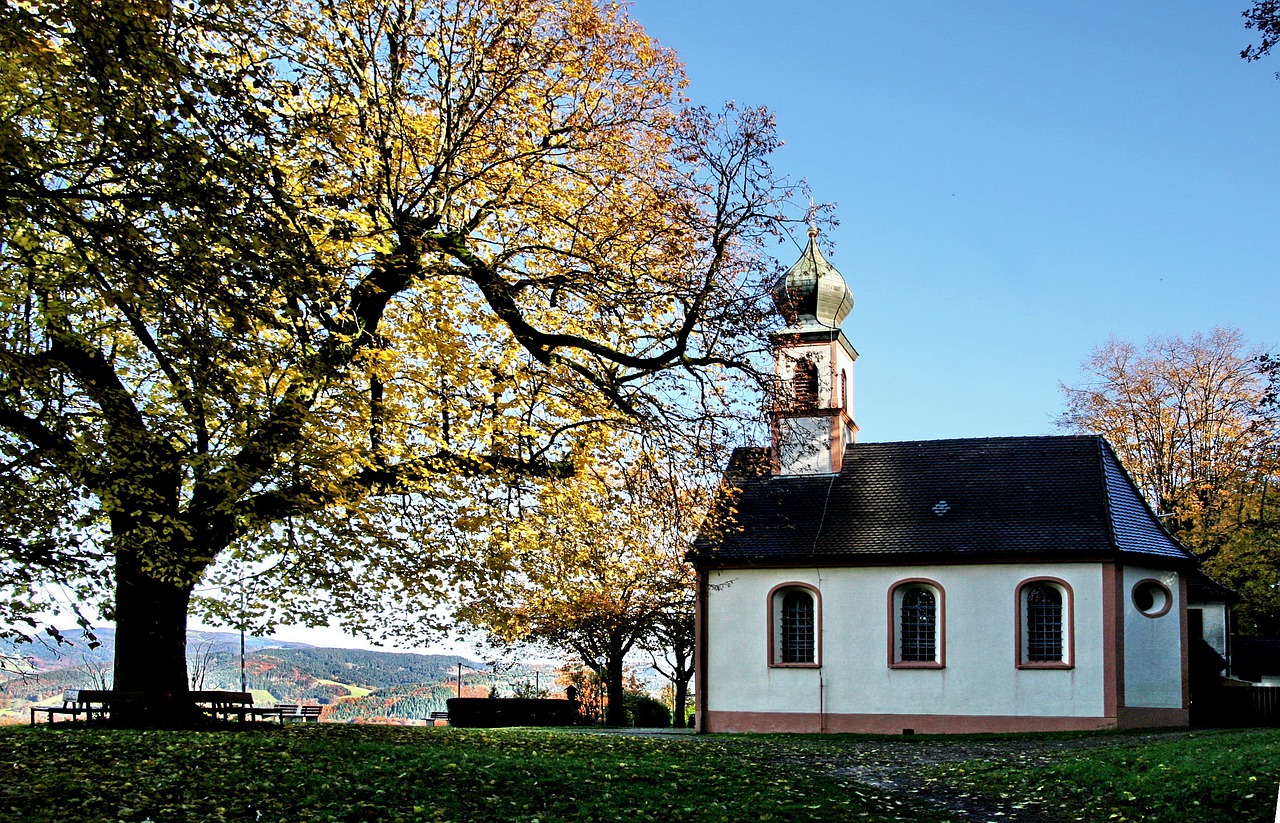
[634,0,1279,443]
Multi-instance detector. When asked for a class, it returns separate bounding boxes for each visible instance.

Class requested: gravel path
[763,730,1200,822]
[580,726,1199,822]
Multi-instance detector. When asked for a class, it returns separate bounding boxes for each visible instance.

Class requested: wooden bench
[29,690,142,724]
[273,703,323,722]
[428,711,450,725]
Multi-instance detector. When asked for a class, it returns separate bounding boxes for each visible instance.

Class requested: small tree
[187,640,218,691]
[641,558,696,728]
[556,661,604,725]
[461,442,710,726]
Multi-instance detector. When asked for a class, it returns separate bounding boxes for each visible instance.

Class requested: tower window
[840,369,848,410]
[793,360,819,409]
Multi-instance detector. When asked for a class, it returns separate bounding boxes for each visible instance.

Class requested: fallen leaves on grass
[0,725,942,822]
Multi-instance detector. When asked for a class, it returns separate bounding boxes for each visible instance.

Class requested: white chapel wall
[1195,602,1229,660]
[776,417,834,475]
[1121,565,1184,709]
[706,563,1109,720]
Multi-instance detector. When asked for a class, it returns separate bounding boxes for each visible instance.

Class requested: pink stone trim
[703,710,1124,735]
[1102,563,1122,718]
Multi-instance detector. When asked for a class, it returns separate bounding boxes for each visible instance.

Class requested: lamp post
[456,661,487,698]
[239,586,246,693]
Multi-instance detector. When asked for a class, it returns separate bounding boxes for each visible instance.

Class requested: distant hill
[246,646,468,687]
[1,627,316,673]
[0,628,501,723]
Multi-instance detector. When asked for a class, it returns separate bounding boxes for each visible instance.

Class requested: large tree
[1242,0,1280,63]
[0,0,805,721]
[1059,328,1280,631]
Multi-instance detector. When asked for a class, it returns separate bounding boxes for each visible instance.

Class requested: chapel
[689,231,1197,734]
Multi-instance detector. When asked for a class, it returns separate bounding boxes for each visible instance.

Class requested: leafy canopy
[0,0,811,647]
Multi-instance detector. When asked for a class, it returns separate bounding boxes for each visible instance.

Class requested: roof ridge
[1093,437,1122,554]
[1096,437,1195,562]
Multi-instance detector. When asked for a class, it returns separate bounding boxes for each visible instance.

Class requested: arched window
[1017,578,1073,668]
[781,591,815,663]
[890,580,944,667]
[793,360,819,409]
[840,369,848,410]
[1025,585,1062,661]
[769,584,819,666]
[900,589,936,662]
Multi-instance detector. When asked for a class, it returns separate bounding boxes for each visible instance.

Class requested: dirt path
[583,727,1198,822]
[765,730,1200,822]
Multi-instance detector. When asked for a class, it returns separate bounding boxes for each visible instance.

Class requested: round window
[1132,580,1172,618]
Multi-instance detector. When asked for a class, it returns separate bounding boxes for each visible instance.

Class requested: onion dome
[773,227,853,331]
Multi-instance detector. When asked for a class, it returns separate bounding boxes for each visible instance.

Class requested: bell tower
[770,227,858,475]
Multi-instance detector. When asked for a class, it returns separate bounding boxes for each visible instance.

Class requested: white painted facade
[701,561,1188,731]
[1122,565,1185,709]
[1195,602,1230,660]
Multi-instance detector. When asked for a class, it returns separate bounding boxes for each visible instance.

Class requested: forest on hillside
[0,635,509,724]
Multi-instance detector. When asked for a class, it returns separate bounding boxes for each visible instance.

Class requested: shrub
[623,692,670,728]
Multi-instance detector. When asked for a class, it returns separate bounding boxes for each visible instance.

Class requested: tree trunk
[112,550,199,726]
[672,675,689,729]
[604,637,627,727]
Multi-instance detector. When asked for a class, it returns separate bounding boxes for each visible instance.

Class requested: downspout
[695,568,709,733]
[813,473,836,735]
[818,566,825,734]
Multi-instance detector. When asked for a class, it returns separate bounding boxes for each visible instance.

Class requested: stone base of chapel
[699,708,1189,735]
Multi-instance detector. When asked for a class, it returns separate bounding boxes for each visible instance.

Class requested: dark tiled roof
[1187,568,1238,603]
[692,435,1194,567]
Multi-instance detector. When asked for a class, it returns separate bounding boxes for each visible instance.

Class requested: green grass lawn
[0,724,933,822]
[919,727,1280,823]
[3,725,1278,822]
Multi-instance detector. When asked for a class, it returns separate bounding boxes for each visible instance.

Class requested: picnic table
[30,690,287,724]
[29,690,142,724]
[190,693,328,723]
[191,690,278,722]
